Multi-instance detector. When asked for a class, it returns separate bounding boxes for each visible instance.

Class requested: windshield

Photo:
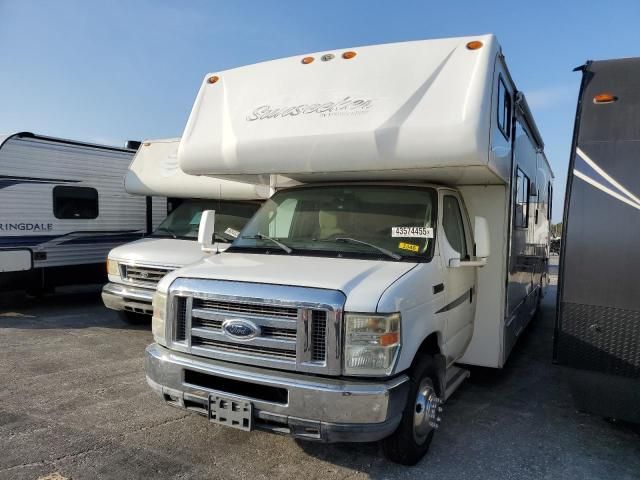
[152,199,261,241]
[230,185,437,261]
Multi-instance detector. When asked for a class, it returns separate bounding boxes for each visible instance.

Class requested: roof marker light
[321,54,335,61]
[466,41,483,50]
[593,93,617,104]
[301,56,314,64]
[207,75,219,84]
[342,51,357,59]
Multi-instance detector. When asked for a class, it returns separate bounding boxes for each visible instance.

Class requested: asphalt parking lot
[1,258,639,480]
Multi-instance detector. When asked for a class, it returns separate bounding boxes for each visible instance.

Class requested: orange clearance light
[466,40,483,50]
[593,92,617,104]
[301,56,315,64]
[342,51,357,59]
[379,332,399,347]
[142,142,151,147]
[207,75,219,84]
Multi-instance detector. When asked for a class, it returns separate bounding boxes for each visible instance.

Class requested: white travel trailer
[102,138,270,323]
[145,35,553,464]
[0,132,165,293]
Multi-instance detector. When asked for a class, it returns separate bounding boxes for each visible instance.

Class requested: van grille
[175,297,187,342]
[122,264,174,287]
[184,297,328,368]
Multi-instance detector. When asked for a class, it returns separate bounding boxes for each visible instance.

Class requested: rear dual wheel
[382,354,443,466]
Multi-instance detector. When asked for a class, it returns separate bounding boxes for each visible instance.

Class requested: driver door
[439,190,476,361]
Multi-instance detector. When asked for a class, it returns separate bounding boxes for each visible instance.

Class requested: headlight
[106,258,120,276]
[152,292,167,346]
[344,313,401,376]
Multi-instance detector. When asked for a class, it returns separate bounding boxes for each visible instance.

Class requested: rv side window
[547,182,553,220]
[515,168,529,228]
[53,186,99,219]
[497,77,511,140]
[442,195,468,259]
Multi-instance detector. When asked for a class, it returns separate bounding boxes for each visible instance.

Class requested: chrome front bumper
[145,343,409,442]
[102,282,154,315]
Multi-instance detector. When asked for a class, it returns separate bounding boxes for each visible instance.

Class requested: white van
[102,138,270,323]
[145,35,553,464]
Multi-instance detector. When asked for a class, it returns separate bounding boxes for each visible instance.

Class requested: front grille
[175,297,187,342]
[185,297,329,369]
[122,264,174,287]
[194,298,298,319]
[192,338,297,360]
[166,279,344,374]
[311,311,327,362]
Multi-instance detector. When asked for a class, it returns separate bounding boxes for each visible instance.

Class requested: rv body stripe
[573,169,640,211]
[435,287,474,314]
[0,175,79,189]
[0,231,144,247]
[575,148,640,206]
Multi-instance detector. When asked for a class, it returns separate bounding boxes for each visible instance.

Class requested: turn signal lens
[301,56,314,64]
[106,258,119,276]
[207,75,219,84]
[593,93,617,104]
[342,51,357,59]
[466,40,483,50]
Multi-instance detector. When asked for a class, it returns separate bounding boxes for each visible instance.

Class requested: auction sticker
[391,226,433,238]
[398,242,420,252]
[224,227,240,238]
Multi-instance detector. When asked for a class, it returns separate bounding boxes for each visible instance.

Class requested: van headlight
[152,292,167,346]
[344,313,401,376]
[106,258,120,276]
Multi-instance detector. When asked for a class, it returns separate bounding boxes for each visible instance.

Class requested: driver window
[442,195,468,259]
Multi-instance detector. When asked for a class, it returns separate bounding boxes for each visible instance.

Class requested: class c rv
[556,58,640,423]
[102,138,270,323]
[0,132,165,294]
[145,35,553,465]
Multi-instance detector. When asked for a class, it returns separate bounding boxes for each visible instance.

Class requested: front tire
[382,354,443,465]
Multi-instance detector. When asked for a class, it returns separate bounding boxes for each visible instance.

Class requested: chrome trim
[165,278,345,375]
[102,282,154,313]
[145,343,409,436]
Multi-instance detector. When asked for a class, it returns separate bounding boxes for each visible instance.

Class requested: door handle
[433,283,444,294]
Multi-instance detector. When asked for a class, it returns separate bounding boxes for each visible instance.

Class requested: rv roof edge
[176,34,543,187]
[124,138,272,200]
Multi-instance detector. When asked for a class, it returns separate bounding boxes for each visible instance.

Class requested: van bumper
[101,282,154,315]
[145,343,409,442]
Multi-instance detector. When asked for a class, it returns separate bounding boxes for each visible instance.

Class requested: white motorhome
[145,35,553,464]
[102,138,270,323]
[0,132,165,294]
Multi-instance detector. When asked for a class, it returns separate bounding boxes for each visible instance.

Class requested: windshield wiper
[241,234,292,254]
[154,226,177,239]
[334,237,401,261]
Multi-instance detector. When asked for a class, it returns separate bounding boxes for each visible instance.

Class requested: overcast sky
[2,0,639,222]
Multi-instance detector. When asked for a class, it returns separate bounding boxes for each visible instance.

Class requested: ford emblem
[222,319,260,340]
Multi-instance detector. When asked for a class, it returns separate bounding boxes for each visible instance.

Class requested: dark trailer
[556,58,640,423]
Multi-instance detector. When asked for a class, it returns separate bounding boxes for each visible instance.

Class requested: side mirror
[474,216,490,259]
[198,210,216,252]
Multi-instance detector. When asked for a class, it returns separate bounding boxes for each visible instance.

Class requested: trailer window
[53,186,99,219]
[515,168,529,228]
[497,76,512,140]
[442,196,468,259]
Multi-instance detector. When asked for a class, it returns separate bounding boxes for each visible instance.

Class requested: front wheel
[381,354,443,465]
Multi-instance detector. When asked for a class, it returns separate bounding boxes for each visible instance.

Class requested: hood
[108,237,228,267]
[158,252,418,312]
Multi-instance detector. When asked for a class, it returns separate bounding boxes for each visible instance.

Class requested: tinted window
[497,77,512,139]
[53,186,99,219]
[442,196,468,258]
[515,168,530,228]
